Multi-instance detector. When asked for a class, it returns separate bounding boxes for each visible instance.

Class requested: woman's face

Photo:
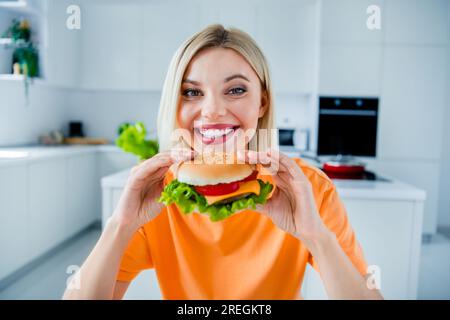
[177,47,267,153]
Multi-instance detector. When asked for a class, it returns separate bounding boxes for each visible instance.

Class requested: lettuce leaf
[158,179,273,221]
[115,122,158,161]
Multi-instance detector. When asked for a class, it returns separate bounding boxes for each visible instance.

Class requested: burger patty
[211,193,252,205]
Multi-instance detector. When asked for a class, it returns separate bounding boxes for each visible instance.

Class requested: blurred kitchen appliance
[317,96,379,177]
[279,128,294,146]
[278,128,310,151]
[68,121,85,137]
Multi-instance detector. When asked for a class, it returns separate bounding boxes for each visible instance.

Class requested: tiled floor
[0,227,449,300]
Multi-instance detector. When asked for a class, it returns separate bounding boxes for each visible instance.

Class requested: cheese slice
[204,180,260,205]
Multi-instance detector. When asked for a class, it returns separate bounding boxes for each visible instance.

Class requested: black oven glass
[317,97,378,157]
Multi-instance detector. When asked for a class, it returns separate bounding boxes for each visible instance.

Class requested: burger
[158,153,274,221]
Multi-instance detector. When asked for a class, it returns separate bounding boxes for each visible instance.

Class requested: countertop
[0,144,123,167]
[0,144,427,201]
[102,168,426,201]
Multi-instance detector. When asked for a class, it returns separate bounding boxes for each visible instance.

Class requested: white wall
[437,6,450,227]
[65,89,160,141]
[0,82,69,146]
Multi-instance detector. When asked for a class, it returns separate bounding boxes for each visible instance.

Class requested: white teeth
[199,128,234,138]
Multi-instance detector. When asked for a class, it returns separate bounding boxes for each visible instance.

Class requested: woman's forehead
[184,47,257,83]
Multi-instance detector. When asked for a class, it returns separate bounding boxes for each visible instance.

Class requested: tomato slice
[194,171,258,196]
[194,181,239,196]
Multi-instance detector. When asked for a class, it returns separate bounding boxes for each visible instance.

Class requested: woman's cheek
[177,102,197,130]
[230,99,260,130]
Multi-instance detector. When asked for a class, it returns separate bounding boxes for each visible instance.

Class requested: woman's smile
[194,123,240,145]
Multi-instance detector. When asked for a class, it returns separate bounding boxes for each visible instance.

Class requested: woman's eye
[228,87,247,95]
[183,88,201,97]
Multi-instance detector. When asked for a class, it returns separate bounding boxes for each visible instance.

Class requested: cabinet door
[28,159,66,260]
[98,151,136,180]
[345,199,417,299]
[79,2,141,90]
[371,160,440,235]
[0,165,28,280]
[255,0,319,94]
[216,0,257,38]
[303,199,418,299]
[385,0,448,45]
[140,1,201,91]
[319,44,382,96]
[46,0,81,87]
[378,46,447,161]
[66,154,98,238]
[320,0,385,45]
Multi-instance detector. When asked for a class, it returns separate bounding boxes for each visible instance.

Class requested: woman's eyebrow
[224,74,250,83]
[182,78,200,85]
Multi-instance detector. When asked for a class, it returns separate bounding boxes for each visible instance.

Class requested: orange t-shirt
[116,158,368,299]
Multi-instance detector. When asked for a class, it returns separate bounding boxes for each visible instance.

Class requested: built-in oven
[317,96,382,180]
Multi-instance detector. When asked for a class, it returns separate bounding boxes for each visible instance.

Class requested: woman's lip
[194,126,240,145]
[195,123,239,130]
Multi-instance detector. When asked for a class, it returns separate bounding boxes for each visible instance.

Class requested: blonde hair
[157,24,276,152]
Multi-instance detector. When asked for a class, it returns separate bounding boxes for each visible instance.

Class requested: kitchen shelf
[0,1,42,16]
[0,74,45,85]
[0,74,24,81]
[0,38,31,48]
[0,38,13,46]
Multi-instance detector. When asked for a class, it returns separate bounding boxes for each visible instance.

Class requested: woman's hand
[237,148,330,245]
[112,149,195,233]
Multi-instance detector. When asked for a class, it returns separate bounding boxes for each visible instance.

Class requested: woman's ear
[258,90,268,118]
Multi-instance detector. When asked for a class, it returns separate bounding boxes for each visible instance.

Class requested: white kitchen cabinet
[215,0,257,38]
[75,0,319,94]
[385,0,449,45]
[318,0,384,96]
[320,0,385,45]
[255,0,320,94]
[98,149,137,180]
[319,45,383,96]
[45,0,81,87]
[378,46,447,161]
[139,2,201,91]
[302,197,423,300]
[0,164,28,281]
[66,153,98,238]
[79,2,141,90]
[0,146,142,284]
[370,160,440,235]
[28,158,67,261]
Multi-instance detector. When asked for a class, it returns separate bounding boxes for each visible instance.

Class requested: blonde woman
[63,24,383,300]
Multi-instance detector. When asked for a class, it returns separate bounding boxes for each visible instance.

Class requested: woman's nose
[201,94,227,119]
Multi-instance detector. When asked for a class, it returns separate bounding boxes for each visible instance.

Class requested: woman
[63,24,383,300]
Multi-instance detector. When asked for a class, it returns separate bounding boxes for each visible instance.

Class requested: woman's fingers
[128,149,195,189]
[237,149,280,175]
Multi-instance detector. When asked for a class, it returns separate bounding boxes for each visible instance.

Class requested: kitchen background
[0,0,449,299]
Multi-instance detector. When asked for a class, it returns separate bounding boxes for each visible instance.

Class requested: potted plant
[2,18,39,103]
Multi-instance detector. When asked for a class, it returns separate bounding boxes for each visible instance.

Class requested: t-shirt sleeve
[308,181,369,277]
[116,227,153,282]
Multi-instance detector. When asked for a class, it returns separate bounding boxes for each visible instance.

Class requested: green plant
[13,44,39,77]
[2,18,39,105]
[115,122,159,161]
[2,19,31,42]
